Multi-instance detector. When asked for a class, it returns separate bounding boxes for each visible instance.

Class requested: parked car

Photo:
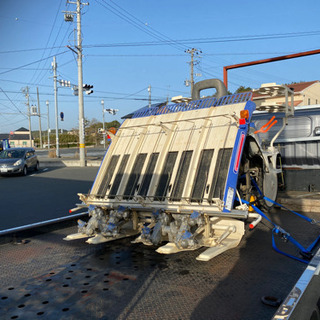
[0,148,39,176]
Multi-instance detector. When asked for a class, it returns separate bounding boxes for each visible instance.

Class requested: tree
[234,86,252,94]
[105,120,120,129]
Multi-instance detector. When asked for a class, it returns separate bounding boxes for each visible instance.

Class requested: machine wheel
[261,172,278,209]
[35,162,39,171]
[254,167,278,211]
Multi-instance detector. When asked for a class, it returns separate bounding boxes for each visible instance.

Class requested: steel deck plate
[1,209,320,320]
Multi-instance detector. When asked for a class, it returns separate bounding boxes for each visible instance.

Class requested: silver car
[0,148,39,176]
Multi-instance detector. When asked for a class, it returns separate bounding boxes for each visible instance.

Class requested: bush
[48,150,56,158]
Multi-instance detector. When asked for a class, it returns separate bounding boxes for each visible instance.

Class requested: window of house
[308,98,311,105]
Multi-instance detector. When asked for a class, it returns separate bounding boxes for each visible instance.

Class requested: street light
[46,100,50,150]
[101,102,118,148]
[101,100,105,148]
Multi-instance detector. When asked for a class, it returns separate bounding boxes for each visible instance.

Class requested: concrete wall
[302,82,320,105]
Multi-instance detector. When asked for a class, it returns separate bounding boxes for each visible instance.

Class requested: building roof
[15,127,29,132]
[287,80,319,92]
[0,134,9,140]
[9,134,30,140]
[252,80,319,99]
[0,127,32,141]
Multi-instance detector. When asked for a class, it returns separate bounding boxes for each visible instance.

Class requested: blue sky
[1,0,320,133]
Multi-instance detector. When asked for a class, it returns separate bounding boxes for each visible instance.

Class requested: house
[252,80,320,108]
[0,127,34,148]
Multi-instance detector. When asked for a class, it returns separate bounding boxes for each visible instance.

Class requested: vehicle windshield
[0,150,25,159]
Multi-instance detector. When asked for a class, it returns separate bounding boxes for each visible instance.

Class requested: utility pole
[185,48,202,96]
[52,56,60,157]
[63,0,88,166]
[37,87,43,148]
[148,85,151,108]
[23,87,32,147]
[76,0,86,166]
[46,100,50,150]
[101,100,106,148]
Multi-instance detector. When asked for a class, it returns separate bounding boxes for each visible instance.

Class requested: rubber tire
[261,171,278,210]
[22,166,27,176]
[35,162,39,171]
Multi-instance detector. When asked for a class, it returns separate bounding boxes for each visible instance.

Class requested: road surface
[0,166,99,231]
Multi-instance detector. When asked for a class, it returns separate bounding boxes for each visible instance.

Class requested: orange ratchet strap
[254,116,277,134]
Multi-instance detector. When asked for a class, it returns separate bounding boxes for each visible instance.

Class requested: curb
[40,159,101,167]
[276,197,320,213]
[276,192,320,213]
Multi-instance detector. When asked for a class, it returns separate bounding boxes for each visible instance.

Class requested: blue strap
[272,233,310,264]
[237,197,320,264]
[307,234,320,252]
[263,195,313,223]
[236,197,274,226]
[249,176,313,223]
[250,177,263,196]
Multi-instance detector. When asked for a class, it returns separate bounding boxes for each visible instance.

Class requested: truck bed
[1,209,319,320]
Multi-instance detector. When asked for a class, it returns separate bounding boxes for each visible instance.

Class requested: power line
[1,31,319,55]
[28,0,65,85]
[0,50,69,76]
[0,88,27,119]
[0,67,51,71]
[0,46,66,55]
[95,0,187,52]
[0,117,27,129]
[83,30,320,48]
[87,51,298,57]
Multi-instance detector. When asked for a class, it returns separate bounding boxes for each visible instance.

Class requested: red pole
[223,48,320,90]
[223,67,228,89]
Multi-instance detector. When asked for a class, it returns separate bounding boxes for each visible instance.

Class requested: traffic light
[60,112,64,121]
[31,105,38,115]
[59,80,71,87]
[83,84,93,95]
[105,108,119,115]
[72,86,78,96]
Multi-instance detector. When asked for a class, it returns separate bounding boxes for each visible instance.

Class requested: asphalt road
[0,166,99,231]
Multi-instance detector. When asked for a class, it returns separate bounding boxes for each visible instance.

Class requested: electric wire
[83,30,320,48]
[34,13,75,85]
[0,50,69,76]
[108,0,187,51]
[94,0,187,52]
[0,88,28,119]
[28,0,65,86]
[0,31,319,54]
